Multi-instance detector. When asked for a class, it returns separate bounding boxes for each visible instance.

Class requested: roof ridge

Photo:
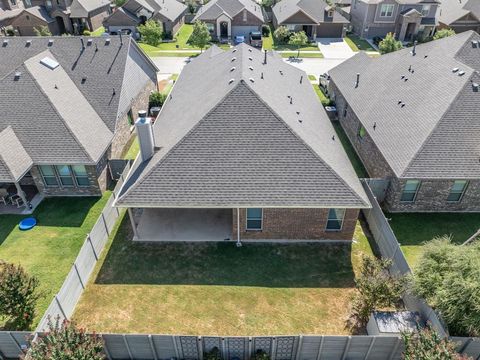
[241,81,370,207]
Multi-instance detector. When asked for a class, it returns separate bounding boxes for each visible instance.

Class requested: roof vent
[458,70,465,76]
[87,39,93,46]
[14,71,21,80]
[105,38,111,45]
[452,68,459,73]
[248,57,253,61]
[2,39,8,47]
[40,57,59,70]
[248,48,252,52]
[279,70,283,75]
[26,40,32,47]
[472,82,479,92]
[81,76,87,84]
[249,66,253,70]
[229,78,235,84]
[230,66,236,72]
[472,40,478,48]
[249,77,255,83]
[232,48,237,53]
[231,57,236,62]
[48,39,54,46]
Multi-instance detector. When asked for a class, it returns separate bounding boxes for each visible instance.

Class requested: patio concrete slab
[136,208,233,242]
[317,38,355,59]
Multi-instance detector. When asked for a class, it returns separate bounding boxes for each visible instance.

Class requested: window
[400,180,420,202]
[328,10,334,17]
[55,165,74,186]
[286,24,296,31]
[24,0,31,6]
[127,109,134,125]
[421,5,430,17]
[380,4,394,17]
[343,104,348,117]
[206,22,214,33]
[39,165,58,186]
[72,165,89,187]
[326,208,345,231]
[246,208,262,230]
[447,180,468,202]
[45,0,52,7]
[358,125,366,138]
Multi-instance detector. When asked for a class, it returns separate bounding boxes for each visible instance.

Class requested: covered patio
[130,208,233,242]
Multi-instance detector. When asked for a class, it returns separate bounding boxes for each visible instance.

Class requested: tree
[402,327,472,360]
[434,28,455,40]
[379,32,403,54]
[115,0,127,7]
[190,21,211,52]
[33,26,52,36]
[149,91,167,108]
[186,0,196,14]
[347,256,408,332]
[24,317,105,360]
[288,31,308,58]
[0,261,40,330]
[273,25,290,44]
[414,237,480,337]
[261,0,274,7]
[138,20,163,46]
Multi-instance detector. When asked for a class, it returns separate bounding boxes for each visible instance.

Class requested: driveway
[317,38,355,60]
[283,58,346,77]
[151,56,192,74]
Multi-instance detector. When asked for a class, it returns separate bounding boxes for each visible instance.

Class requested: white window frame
[400,180,421,203]
[447,180,468,203]
[380,4,394,17]
[286,24,296,31]
[421,5,430,17]
[72,165,90,187]
[326,208,346,231]
[206,22,215,33]
[246,208,263,231]
[39,165,59,187]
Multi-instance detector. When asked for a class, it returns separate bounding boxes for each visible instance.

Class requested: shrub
[138,20,163,46]
[414,237,480,336]
[33,26,52,36]
[252,350,270,360]
[23,317,105,360]
[261,0,274,7]
[190,21,211,51]
[434,28,455,40]
[204,347,222,360]
[149,91,167,108]
[273,26,290,44]
[402,327,472,360]
[261,24,270,37]
[0,261,40,330]
[347,256,408,332]
[83,30,91,36]
[378,32,402,54]
[288,31,308,57]
[186,0,196,14]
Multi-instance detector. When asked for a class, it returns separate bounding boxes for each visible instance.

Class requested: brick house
[193,0,264,41]
[103,0,186,39]
[349,0,438,41]
[114,44,370,242]
[328,31,480,212]
[272,0,350,39]
[0,36,158,213]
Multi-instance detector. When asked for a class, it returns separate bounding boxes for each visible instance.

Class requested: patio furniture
[0,188,9,205]
[9,191,26,208]
[19,217,37,231]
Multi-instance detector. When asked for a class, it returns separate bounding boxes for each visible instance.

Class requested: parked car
[234,35,245,45]
[249,31,262,48]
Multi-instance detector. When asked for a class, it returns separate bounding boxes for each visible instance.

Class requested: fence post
[364,337,376,360]
[55,295,67,319]
[8,332,22,354]
[295,335,303,360]
[316,336,324,360]
[148,335,159,360]
[173,335,180,360]
[388,337,401,360]
[248,337,253,359]
[101,212,110,236]
[87,234,98,261]
[341,336,351,360]
[102,335,113,360]
[271,337,277,360]
[123,335,133,360]
[73,262,85,289]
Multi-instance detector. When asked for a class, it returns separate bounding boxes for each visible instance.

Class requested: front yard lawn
[263,25,319,52]
[344,35,375,52]
[387,213,480,269]
[0,194,110,329]
[73,214,373,335]
[281,51,324,58]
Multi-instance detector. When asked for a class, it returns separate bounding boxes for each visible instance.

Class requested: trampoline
[19,217,37,231]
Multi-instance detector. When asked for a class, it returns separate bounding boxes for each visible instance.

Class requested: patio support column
[128,208,139,240]
[14,182,28,209]
[236,207,241,247]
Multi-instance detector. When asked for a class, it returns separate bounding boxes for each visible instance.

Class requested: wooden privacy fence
[35,160,133,332]
[360,180,446,337]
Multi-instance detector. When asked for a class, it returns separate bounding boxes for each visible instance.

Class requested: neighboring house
[349,0,439,41]
[1,0,111,35]
[438,0,480,34]
[0,36,158,212]
[193,0,264,40]
[104,0,186,38]
[114,44,370,242]
[272,0,349,39]
[328,31,480,212]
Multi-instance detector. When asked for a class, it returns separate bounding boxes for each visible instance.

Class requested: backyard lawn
[73,214,374,335]
[387,213,480,269]
[0,194,110,329]
[344,35,375,52]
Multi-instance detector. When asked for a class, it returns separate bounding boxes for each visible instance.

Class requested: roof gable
[0,126,33,182]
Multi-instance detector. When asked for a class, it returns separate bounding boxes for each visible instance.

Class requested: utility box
[367,311,423,336]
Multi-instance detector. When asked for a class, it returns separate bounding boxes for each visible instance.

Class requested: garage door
[231,25,260,38]
[316,23,344,38]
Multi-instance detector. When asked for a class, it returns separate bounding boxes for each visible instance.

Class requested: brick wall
[87,6,110,31]
[232,208,359,241]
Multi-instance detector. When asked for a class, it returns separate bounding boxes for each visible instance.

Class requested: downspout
[236,207,242,247]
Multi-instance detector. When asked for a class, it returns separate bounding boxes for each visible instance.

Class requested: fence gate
[108,159,130,181]
[364,178,390,202]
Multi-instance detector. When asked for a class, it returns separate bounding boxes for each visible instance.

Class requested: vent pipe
[264,49,267,64]
[412,40,417,56]
[355,73,360,88]
[135,111,155,162]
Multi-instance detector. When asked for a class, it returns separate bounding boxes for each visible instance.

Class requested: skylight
[40,57,59,70]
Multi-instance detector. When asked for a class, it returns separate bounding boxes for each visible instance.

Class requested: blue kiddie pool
[19,217,37,231]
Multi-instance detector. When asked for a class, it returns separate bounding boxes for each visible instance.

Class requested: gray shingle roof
[124,0,186,22]
[273,0,349,25]
[116,44,370,208]
[0,126,33,182]
[70,0,110,17]
[329,31,480,179]
[194,0,264,22]
[0,36,157,166]
[439,0,480,26]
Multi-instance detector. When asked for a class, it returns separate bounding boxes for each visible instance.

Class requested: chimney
[135,110,155,162]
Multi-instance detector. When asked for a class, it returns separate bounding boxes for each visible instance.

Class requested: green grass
[308,74,317,81]
[74,215,373,335]
[386,213,480,268]
[263,25,318,51]
[331,122,369,178]
[312,83,331,106]
[89,26,106,37]
[0,194,110,329]
[281,51,324,58]
[123,138,139,160]
[344,35,375,52]
[262,32,273,50]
